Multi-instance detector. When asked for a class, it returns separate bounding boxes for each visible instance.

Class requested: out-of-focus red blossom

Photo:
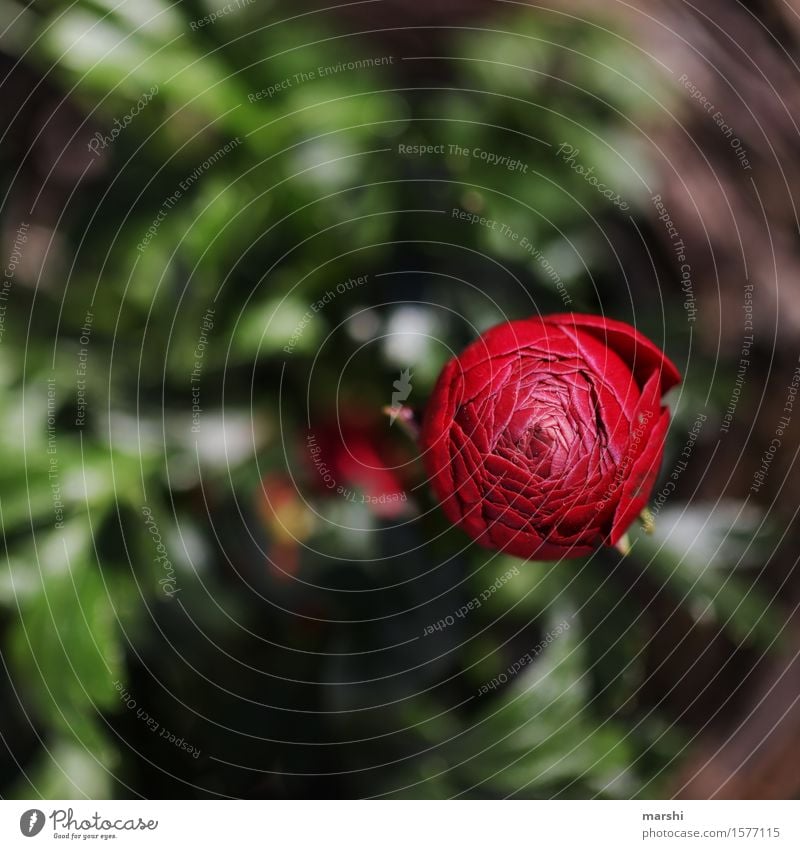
[306,418,412,519]
[256,420,411,575]
[420,313,681,560]
[256,473,314,579]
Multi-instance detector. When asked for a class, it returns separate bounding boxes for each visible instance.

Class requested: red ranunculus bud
[420,313,681,559]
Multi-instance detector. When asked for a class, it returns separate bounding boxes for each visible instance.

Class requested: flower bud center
[502,407,574,476]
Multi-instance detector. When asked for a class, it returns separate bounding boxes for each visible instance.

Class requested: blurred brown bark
[673,606,800,799]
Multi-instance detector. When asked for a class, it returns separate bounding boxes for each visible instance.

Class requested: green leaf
[9,523,126,748]
[637,503,785,651]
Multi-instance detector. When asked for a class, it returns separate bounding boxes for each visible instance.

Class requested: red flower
[307,418,411,519]
[420,313,680,559]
